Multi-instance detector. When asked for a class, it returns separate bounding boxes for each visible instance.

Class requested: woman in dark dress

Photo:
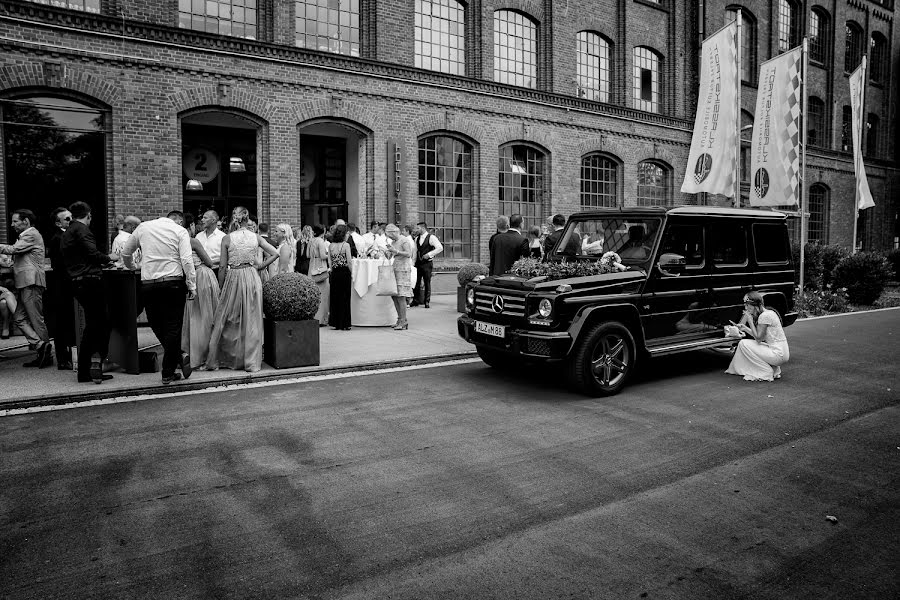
[527,226,543,259]
[328,224,353,330]
[295,225,312,275]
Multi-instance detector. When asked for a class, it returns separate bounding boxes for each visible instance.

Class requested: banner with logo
[748,47,803,206]
[681,22,739,196]
[849,57,875,211]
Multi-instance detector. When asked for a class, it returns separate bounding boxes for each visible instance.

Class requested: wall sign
[183,147,219,183]
[387,139,404,224]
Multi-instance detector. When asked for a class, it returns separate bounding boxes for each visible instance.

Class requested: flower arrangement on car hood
[508,253,627,281]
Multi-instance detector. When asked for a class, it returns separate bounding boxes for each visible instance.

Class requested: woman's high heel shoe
[393,320,408,330]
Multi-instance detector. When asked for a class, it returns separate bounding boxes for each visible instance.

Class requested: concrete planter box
[263,318,320,369]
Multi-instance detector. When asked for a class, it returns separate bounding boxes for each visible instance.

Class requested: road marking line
[0,358,483,417]
[800,305,900,321]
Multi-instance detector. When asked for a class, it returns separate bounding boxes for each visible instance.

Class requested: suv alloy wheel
[568,321,636,396]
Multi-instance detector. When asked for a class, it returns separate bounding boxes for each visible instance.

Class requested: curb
[1,351,478,412]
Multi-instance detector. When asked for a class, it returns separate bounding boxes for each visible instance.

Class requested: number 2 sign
[183,148,220,183]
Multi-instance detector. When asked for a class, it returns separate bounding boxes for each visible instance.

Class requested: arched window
[580,154,618,209]
[1,95,109,248]
[807,97,826,149]
[845,22,864,72]
[841,105,853,153]
[807,184,829,244]
[415,0,466,75]
[26,0,99,13]
[870,33,887,84]
[498,144,547,222]
[633,47,662,113]
[636,161,671,206]
[740,110,753,183]
[295,0,360,56]
[809,8,830,64]
[777,0,801,52]
[576,31,611,103]
[725,7,756,83]
[418,135,473,259]
[866,113,879,157]
[179,0,258,39]
[493,10,538,88]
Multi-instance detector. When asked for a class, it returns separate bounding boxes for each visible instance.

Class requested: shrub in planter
[262,273,322,368]
[456,263,489,312]
[885,248,900,281]
[831,252,893,305]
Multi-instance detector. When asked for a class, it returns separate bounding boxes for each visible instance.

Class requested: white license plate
[475,321,506,338]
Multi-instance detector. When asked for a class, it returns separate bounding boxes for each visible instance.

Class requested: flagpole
[799,38,809,292]
[734,10,742,207]
[852,55,867,254]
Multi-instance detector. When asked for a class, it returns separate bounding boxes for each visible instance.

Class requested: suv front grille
[474,291,526,318]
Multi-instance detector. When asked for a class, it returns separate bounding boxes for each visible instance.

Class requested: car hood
[479,270,647,292]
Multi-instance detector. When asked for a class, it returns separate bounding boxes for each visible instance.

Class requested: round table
[350,259,417,326]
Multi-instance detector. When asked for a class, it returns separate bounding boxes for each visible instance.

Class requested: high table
[350,259,416,326]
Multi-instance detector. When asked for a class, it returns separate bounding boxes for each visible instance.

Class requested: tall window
[179,0,257,38]
[808,8,830,64]
[581,154,618,209]
[418,136,473,259]
[777,0,800,52]
[725,8,756,83]
[807,97,825,148]
[415,0,465,75]
[493,10,538,88]
[499,144,547,223]
[866,114,879,157]
[576,32,611,102]
[26,0,99,11]
[845,22,864,72]
[841,105,853,152]
[633,47,661,113]
[807,184,829,244]
[295,0,360,56]
[636,161,670,206]
[870,33,887,84]
[740,111,753,183]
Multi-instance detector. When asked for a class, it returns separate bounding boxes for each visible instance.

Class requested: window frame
[417,134,475,260]
[24,0,100,13]
[580,152,620,210]
[808,7,830,65]
[776,0,801,53]
[845,21,864,73]
[498,142,548,223]
[725,6,757,84]
[414,0,467,75]
[807,184,829,245]
[632,46,662,113]
[492,10,539,89]
[636,160,671,207]
[869,32,887,84]
[807,96,826,149]
[294,0,361,57]
[575,31,612,103]
[178,0,261,40]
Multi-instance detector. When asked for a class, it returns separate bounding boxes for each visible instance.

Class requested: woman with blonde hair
[725,291,790,382]
[268,223,296,276]
[207,206,279,372]
[384,223,413,330]
[180,218,219,369]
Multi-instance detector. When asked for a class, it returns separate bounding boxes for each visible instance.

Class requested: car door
[707,219,751,328]
[642,220,716,346]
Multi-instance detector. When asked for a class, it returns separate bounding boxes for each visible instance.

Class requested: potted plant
[262,273,322,368]
[456,263,489,313]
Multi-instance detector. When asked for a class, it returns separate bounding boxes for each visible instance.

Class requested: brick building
[0,0,897,264]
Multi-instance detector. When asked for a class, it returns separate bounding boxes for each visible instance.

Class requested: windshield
[550,217,662,263]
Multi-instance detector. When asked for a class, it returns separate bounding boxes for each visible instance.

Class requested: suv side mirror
[657,252,686,277]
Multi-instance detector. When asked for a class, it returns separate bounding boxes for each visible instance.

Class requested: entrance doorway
[298,122,365,228]
[182,111,259,222]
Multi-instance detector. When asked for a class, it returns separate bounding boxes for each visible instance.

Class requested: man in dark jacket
[46,207,75,370]
[488,214,529,276]
[61,201,117,384]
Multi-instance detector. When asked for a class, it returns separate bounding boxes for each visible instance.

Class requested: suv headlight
[466,288,475,306]
[538,298,553,318]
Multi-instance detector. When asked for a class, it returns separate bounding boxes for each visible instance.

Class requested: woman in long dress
[295,225,312,275]
[328,224,353,330]
[308,224,330,326]
[206,206,279,372]
[384,223,412,330]
[725,291,790,382]
[267,223,296,277]
[181,220,220,369]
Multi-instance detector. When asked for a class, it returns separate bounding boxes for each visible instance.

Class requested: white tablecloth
[349,259,417,326]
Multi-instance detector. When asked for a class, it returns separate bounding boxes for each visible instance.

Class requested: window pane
[580,154,617,208]
[415,0,466,74]
[576,31,610,102]
[493,10,537,89]
[498,145,547,223]
[418,136,473,259]
[633,47,660,113]
[178,0,258,39]
[636,161,670,206]
[294,0,360,56]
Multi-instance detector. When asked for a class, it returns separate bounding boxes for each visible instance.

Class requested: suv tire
[568,321,636,396]
[476,346,516,370]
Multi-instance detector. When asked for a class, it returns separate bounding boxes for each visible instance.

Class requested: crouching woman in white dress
[726,291,790,382]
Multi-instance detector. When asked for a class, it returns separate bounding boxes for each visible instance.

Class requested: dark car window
[659,224,704,268]
[553,218,662,262]
[753,223,790,264]
[710,222,748,266]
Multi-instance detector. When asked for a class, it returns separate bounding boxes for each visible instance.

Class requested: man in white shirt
[112,215,141,268]
[122,210,196,385]
[347,222,366,258]
[410,222,443,308]
[195,210,226,275]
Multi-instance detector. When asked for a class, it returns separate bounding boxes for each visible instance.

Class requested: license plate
[475,321,506,338]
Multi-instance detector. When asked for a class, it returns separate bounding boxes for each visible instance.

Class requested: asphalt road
[2,309,899,600]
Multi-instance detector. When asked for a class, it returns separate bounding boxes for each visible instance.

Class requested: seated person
[582,232,605,256]
[619,225,651,260]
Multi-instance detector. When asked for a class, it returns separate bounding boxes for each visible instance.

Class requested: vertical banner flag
[681,22,738,196]
[849,58,875,210]
[749,47,803,206]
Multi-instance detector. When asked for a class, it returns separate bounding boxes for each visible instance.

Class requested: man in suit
[0,208,52,367]
[489,214,529,276]
[46,206,76,370]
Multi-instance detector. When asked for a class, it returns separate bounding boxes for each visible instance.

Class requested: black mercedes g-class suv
[458,207,798,396]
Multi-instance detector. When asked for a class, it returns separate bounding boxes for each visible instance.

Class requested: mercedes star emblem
[492,295,505,313]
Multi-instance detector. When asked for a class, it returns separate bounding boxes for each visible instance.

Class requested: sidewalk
[0,295,472,410]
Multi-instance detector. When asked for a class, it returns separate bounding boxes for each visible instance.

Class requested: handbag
[375,259,398,296]
[310,268,329,284]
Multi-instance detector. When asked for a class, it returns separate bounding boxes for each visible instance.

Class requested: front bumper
[457,315,572,359]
